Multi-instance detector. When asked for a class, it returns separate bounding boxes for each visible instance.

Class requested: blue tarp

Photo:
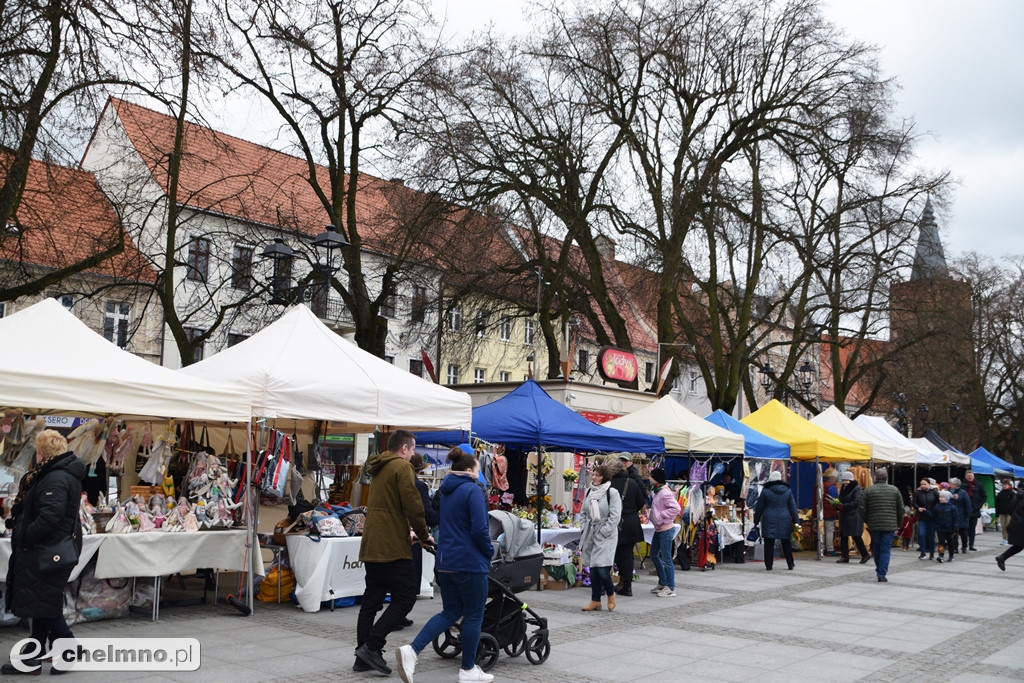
[704,410,791,460]
[413,380,665,453]
[969,447,1024,478]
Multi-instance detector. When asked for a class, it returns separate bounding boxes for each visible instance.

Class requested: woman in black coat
[836,472,871,564]
[610,459,646,596]
[996,490,1024,571]
[753,471,798,570]
[2,429,86,675]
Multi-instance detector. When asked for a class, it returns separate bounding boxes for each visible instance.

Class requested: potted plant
[562,467,579,492]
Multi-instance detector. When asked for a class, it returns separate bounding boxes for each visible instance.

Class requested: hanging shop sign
[596,347,638,387]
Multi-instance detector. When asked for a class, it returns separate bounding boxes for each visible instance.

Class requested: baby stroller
[432,510,551,671]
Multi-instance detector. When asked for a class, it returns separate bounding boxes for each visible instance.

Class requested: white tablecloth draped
[0,535,105,583]
[286,535,434,613]
[715,521,746,546]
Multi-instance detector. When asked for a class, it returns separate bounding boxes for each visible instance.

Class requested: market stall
[0,299,255,617]
[604,396,744,454]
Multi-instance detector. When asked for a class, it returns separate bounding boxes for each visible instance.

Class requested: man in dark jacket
[996,488,1024,571]
[355,430,434,675]
[753,471,798,571]
[913,479,939,560]
[610,461,647,596]
[963,471,987,551]
[996,480,1017,546]
[858,468,904,582]
[617,453,646,494]
[949,477,972,554]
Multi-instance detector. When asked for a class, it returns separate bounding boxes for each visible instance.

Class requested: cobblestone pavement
[2,532,1023,682]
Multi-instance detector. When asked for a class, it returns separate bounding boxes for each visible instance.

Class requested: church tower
[888,199,980,449]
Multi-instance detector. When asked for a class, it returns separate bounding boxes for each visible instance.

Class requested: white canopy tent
[811,406,917,464]
[604,395,744,454]
[179,304,472,432]
[910,437,970,466]
[0,298,251,421]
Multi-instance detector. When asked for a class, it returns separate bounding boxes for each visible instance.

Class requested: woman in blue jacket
[396,451,494,683]
[753,471,799,571]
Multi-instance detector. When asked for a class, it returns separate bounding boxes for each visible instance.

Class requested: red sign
[597,347,638,386]
[579,410,620,424]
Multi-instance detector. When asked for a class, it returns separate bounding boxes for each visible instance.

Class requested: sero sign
[9,638,201,673]
[596,346,638,386]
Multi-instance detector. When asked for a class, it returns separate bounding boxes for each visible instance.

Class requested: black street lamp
[892,392,908,436]
[798,360,815,397]
[760,363,776,394]
[261,225,349,307]
[917,401,960,443]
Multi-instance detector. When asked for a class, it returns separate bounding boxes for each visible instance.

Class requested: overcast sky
[432,0,1024,263]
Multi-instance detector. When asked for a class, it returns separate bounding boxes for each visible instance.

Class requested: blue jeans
[918,518,935,554]
[590,565,614,602]
[870,530,895,578]
[651,529,675,590]
[411,571,488,671]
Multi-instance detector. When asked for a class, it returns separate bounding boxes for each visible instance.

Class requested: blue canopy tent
[970,447,1024,478]
[704,410,791,460]
[413,379,665,453]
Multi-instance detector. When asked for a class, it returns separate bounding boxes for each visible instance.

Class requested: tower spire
[910,197,948,280]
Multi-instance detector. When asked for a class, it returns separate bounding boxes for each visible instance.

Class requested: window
[184,327,205,363]
[385,355,395,365]
[231,245,253,290]
[227,333,249,348]
[474,368,486,383]
[645,362,655,384]
[103,302,130,348]
[524,319,535,346]
[310,271,329,318]
[186,237,211,283]
[409,359,424,377]
[0,302,7,318]
[447,364,460,384]
[448,305,462,332]
[380,293,397,319]
[689,371,699,392]
[475,311,487,337]
[271,257,292,302]
[499,371,510,382]
[411,285,428,323]
[499,317,511,341]
[578,349,589,374]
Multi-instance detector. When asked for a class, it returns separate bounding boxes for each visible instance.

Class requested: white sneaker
[657,587,677,597]
[396,644,416,683]
[650,584,665,594]
[458,665,494,682]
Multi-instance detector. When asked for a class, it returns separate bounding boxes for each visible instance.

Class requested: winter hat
[617,452,632,462]
[650,468,667,485]
[457,443,475,456]
[768,471,782,482]
[940,482,950,490]
[841,471,855,481]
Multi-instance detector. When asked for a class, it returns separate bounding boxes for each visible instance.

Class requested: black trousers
[31,616,73,650]
[998,545,1024,561]
[763,538,794,570]
[840,534,868,560]
[356,559,418,652]
[967,516,980,549]
[958,527,969,553]
[614,541,635,589]
[938,531,957,559]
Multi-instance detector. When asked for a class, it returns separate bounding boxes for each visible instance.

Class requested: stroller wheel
[475,633,500,672]
[504,632,527,658]
[524,633,551,665]
[432,625,462,659]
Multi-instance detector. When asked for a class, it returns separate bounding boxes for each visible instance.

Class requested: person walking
[963,471,987,551]
[996,479,1017,546]
[648,468,681,597]
[579,463,622,612]
[354,430,433,676]
[913,478,939,560]
[995,486,1024,572]
[934,490,961,563]
[836,471,870,564]
[858,468,904,582]
[406,453,440,630]
[822,471,840,556]
[753,470,798,571]
[949,477,972,555]
[396,451,494,683]
[609,458,646,597]
[1,429,86,675]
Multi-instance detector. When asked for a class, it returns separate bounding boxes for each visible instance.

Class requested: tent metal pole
[816,457,823,561]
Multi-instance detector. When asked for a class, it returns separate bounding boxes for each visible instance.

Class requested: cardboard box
[541,567,571,590]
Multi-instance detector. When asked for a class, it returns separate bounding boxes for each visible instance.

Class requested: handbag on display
[38,533,79,574]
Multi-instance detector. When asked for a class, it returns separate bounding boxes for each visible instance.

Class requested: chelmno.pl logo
[9,637,200,672]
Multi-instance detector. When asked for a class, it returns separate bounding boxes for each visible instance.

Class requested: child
[933,490,960,563]
[897,506,915,551]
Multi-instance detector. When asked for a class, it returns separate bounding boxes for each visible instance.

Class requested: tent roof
[414,380,665,453]
[603,396,744,454]
[704,410,790,460]
[969,447,1024,478]
[812,407,917,464]
[0,299,251,421]
[853,415,949,466]
[908,437,968,465]
[741,400,871,461]
[179,304,470,431]
[963,449,996,476]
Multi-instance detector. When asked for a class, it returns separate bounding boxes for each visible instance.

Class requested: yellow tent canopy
[741,400,872,461]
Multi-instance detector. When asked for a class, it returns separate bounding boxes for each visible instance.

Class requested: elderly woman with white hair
[2,429,86,675]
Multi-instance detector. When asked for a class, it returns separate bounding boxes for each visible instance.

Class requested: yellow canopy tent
[741,400,872,461]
